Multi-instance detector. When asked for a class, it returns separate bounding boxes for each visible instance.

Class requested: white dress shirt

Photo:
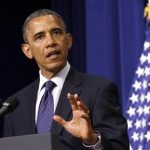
[35,62,70,123]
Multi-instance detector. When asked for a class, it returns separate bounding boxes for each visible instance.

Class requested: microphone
[0,97,19,116]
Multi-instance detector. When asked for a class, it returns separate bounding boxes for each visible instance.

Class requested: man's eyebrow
[33,27,64,39]
[33,31,45,38]
[51,27,63,32]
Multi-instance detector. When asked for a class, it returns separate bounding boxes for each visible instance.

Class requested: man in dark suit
[1,9,129,150]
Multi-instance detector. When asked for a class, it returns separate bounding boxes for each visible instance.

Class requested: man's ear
[21,44,33,59]
[67,33,73,49]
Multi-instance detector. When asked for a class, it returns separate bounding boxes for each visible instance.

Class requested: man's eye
[52,30,63,36]
[35,35,44,40]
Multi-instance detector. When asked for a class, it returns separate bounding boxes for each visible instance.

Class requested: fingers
[53,115,66,126]
[67,93,78,111]
[67,93,90,115]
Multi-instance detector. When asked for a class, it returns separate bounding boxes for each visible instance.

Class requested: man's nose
[46,34,56,46]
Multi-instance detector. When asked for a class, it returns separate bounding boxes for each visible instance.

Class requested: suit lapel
[51,68,81,134]
[26,79,39,133]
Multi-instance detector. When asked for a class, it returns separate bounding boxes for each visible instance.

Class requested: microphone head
[3,97,19,113]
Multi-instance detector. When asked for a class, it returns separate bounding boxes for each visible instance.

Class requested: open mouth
[46,50,61,59]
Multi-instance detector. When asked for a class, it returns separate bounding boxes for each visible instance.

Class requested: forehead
[26,15,65,33]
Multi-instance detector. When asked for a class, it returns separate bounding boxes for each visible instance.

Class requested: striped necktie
[37,80,56,134]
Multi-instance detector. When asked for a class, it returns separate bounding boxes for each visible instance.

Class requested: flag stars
[142,80,148,89]
[144,66,150,76]
[129,93,139,104]
[143,105,150,115]
[130,145,133,150]
[136,67,144,78]
[132,80,141,91]
[126,14,150,150]
[145,92,150,102]
[127,16,150,150]
[140,54,147,64]
[137,106,143,116]
[145,131,150,141]
[131,132,139,142]
[127,119,133,129]
[127,106,136,117]
[135,119,142,129]
[139,132,144,142]
[141,118,146,128]
[144,41,150,51]
[147,121,150,126]
[140,94,145,103]
[147,53,150,63]
[137,145,143,150]
[144,67,150,77]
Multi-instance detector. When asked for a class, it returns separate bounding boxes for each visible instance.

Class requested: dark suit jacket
[1,67,129,150]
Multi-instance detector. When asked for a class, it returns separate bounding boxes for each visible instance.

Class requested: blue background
[0,0,146,115]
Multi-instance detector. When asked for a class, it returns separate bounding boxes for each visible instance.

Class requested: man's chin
[47,62,66,72]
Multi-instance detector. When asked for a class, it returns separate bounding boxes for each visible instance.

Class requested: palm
[53,93,93,142]
[63,109,91,140]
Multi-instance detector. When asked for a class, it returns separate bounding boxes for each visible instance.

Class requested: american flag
[126,3,150,150]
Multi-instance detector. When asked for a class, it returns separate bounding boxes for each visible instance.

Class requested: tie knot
[44,80,56,91]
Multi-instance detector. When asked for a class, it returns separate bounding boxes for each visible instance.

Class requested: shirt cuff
[82,133,103,150]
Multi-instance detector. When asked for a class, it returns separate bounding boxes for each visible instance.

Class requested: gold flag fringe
[144,4,150,20]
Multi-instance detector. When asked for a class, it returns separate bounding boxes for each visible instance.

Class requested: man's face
[22,15,72,78]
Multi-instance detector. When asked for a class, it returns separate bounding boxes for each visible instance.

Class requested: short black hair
[22,9,67,43]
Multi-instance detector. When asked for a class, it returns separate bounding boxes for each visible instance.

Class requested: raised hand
[53,93,98,145]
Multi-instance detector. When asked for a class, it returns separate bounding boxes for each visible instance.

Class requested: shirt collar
[38,62,70,91]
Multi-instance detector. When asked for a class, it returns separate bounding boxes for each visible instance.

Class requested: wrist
[83,132,99,145]
[82,132,102,149]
